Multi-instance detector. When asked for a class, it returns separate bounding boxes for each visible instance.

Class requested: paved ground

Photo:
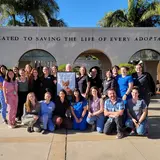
[0,102,160,160]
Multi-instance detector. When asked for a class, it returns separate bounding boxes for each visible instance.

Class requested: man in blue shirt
[104,89,125,139]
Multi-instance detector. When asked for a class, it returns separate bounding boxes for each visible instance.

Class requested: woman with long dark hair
[3,70,18,128]
[71,88,88,131]
[86,86,104,133]
[0,65,7,123]
[53,89,72,129]
[29,68,41,100]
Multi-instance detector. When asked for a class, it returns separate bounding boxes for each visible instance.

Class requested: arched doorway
[19,49,57,68]
[73,49,112,79]
[129,49,160,83]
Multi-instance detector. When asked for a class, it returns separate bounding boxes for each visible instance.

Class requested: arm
[85,81,90,96]
[71,107,78,121]
[122,82,133,100]
[3,81,7,104]
[104,109,124,118]
[92,99,104,116]
[138,108,147,124]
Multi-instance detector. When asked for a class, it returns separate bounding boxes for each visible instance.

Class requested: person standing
[103,89,125,139]
[0,72,7,123]
[86,86,104,133]
[132,64,155,106]
[40,67,56,101]
[76,66,90,98]
[102,69,117,99]
[16,68,29,121]
[3,70,18,128]
[116,66,133,103]
[29,68,41,101]
[89,68,102,93]
[71,88,88,131]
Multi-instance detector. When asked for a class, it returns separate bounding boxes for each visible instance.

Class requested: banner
[57,72,76,95]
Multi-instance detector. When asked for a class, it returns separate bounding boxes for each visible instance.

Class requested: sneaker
[27,127,33,133]
[2,119,8,124]
[116,132,124,139]
[91,123,96,132]
[129,130,137,136]
[8,125,15,129]
[41,130,48,135]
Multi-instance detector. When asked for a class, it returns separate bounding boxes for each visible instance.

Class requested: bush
[118,63,135,75]
[58,64,66,71]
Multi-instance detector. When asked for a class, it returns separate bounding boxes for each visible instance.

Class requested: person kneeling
[125,87,148,136]
[40,92,55,134]
[22,92,41,133]
[71,88,88,131]
[103,89,125,139]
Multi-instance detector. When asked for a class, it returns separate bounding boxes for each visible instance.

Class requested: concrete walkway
[0,102,160,160]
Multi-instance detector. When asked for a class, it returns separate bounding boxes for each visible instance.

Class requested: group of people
[0,63,156,138]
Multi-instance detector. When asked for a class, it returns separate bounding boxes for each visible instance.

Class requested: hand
[88,112,93,118]
[122,94,127,101]
[53,80,57,84]
[135,122,140,128]
[102,95,106,99]
[75,117,79,123]
[132,118,137,125]
[33,115,38,120]
[79,118,83,123]
[5,99,8,104]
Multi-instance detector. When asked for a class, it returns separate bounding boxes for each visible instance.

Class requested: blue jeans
[125,119,147,135]
[86,114,104,133]
[0,90,7,120]
[41,114,55,132]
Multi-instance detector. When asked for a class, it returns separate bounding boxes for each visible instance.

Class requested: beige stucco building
[0,27,160,81]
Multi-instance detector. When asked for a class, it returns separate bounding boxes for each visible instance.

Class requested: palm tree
[0,0,66,27]
[98,0,160,27]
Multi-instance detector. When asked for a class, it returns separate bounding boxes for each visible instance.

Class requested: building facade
[0,27,160,81]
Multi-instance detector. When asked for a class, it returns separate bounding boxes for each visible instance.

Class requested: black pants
[16,91,28,121]
[103,116,123,134]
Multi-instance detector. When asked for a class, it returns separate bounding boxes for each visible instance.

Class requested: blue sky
[57,0,128,27]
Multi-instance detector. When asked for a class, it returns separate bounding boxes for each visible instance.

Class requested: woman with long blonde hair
[22,92,41,133]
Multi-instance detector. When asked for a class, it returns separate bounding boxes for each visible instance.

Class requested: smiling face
[120,67,127,76]
[108,89,116,101]
[25,64,32,73]
[135,64,142,73]
[106,70,112,78]
[59,91,66,99]
[13,67,19,75]
[131,89,139,99]
[28,93,36,102]
[44,92,51,101]
[1,66,7,75]
[91,88,98,97]
[79,67,86,76]
[43,67,49,75]
[32,69,38,77]
[19,69,25,77]
[52,66,57,74]
[8,71,14,80]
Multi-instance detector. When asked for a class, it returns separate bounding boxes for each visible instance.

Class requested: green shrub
[58,64,66,71]
[118,63,135,75]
